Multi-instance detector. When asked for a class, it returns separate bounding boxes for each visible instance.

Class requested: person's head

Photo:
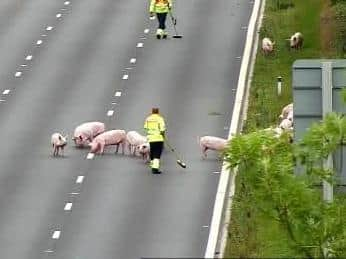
[152,107,159,114]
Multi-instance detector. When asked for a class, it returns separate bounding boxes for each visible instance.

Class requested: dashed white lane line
[122,74,129,80]
[2,90,10,95]
[107,110,114,116]
[130,58,136,64]
[136,42,144,48]
[64,1,70,5]
[87,153,94,160]
[21,64,27,67]
[56,13,62,18]
[212,171,221,174]
[115,91,122,97]
[26,55,33,60]
[46,26,53,31]
[15,72,22,77]
[64,203,73,211]
[70,192,80,195]
[36,40,43,45]
[144,29,150,34]
[52,231,61,239]
[0,99,5,102]
[203,225,210,228]
[76,175,84,184]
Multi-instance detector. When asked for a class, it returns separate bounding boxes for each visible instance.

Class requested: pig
[136,142,150,162]
[279,103,293,120]
[290,32,303,49]
[51,132,68,156]
[262,37,275,54]
[88,129,126,154]
[199,136,228,159]
[279,118,293,130]
[72,121,105,147]
[126,131,148,155]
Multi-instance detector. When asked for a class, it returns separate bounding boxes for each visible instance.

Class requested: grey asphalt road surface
[0,0,252,258]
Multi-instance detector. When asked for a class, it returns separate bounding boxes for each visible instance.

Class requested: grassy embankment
[224,0,344,257]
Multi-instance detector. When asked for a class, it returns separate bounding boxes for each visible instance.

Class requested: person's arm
[149,0,155,14]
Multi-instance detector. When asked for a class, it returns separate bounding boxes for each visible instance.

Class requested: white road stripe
[64,203,73,211]
[87,153,94,160]
[212,171,221,174]
[36,40,43,45]
[21,64,27,67]
[46,26,53,31]
[26,55,33,60]
[122,74,129,80]
[70,192,80,195]
[52,231,61,239]
[0,99,6,102]
[107,110,114,116]
[56,13,62,18]
[130,58,136,64]
[115,91,121,97]
[64,1,70,5]
[136,42,144,48]
[2,90,10,95]
[15,72,22,77]
[144,29,150,34]
[76,175,84,183]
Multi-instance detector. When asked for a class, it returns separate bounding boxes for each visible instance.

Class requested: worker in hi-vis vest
[144,108,166,174]
[149,0,173,39]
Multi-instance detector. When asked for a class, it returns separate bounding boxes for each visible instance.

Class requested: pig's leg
[202,146,208,159]
[121,141,125,155]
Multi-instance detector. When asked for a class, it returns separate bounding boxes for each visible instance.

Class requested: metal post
[277,76,282,96]
[322,62,333,202]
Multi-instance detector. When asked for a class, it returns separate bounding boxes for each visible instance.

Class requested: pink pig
[199,136,228,159]
[136,142,150,162]
[88,130,126,154]
[126,131,147,155]
[51,132,68,156]
[72,122,105,147]
[279,103,293,120]
[262,37,275,54]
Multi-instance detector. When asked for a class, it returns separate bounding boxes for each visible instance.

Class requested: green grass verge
[224,0,343,257]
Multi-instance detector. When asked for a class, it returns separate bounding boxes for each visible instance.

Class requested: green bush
[334,3,346,56]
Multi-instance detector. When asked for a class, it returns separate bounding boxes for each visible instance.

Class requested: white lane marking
[0,99,6,102]
[111,102,117,105]
[236,56,242,59]
[125,67,133,70]
[56,13,62,18]
[64,1,70,5]
[36,40,43,45]
[21,64,27,67]
[61,8,67,11]
[212,171,221,174]
[2,90,10,95]
[64,203,73,211]
[41,34,47,37]
[26,55,33,60]
[107,110,114,116]
[115,91,122,97]
[46,26,53,31]
[44,250,54,253]
[203,225,209,228]
[52,231,61,239]
[87,153,94,160]
[241,26,248,30]
[76,175,84,183]
[136,42,144,48]
[130,58,136,64]
[15,72,22,77]
[144,29,150,34]
[140,37,147,40]
[70,192,80,195]
[122,74,129,80]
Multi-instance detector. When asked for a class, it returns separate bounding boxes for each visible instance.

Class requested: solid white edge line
[204,0,262,258]
[64,203,73,211]
[2,90,10,95]
[52,230,61,239]
[76,175,84,183]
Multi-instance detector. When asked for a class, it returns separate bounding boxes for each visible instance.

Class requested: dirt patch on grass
[320,0,336,57]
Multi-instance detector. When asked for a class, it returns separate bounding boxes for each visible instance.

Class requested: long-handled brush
[168,9,183,39]
[164,139,186,168]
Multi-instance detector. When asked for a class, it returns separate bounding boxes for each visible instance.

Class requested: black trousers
[156,13,167,30]
[149,141,164,160]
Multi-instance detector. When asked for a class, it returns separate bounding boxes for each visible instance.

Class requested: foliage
[224,117,346,258]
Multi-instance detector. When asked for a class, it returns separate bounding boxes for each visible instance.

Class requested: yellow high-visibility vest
[150,0,172,13]
[144,114,166,142]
